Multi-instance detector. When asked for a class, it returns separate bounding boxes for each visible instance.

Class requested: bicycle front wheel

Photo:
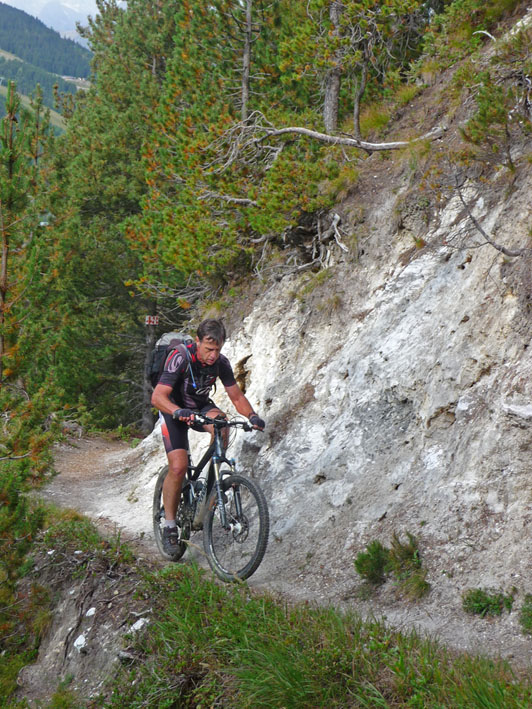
[203,474,269,582]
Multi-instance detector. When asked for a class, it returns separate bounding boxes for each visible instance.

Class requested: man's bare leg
[163,448,189,520]
[203,407,229,448]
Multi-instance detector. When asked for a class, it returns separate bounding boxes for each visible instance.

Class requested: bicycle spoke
[204,475,269,581]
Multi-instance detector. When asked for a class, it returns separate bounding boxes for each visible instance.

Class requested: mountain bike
[153,414,269,582]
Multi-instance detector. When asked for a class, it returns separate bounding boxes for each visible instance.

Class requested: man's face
[196,336,222,366]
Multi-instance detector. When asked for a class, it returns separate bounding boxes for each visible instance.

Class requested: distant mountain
[0,2,91,77]
[2,1,100,46]
[39,1,85,33]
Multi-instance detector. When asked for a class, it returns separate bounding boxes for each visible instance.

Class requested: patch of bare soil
[17,544,153,705]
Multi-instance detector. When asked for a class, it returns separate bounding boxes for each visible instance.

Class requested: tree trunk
[323,67,341,133]
[0,88,17,384]
[353,59,368,140]
[0,217,7,383]
[141,309,158,435]
[241,0,253,121]
[323,1,343,133]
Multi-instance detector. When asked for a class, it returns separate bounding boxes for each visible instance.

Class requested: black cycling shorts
[159,404,220,453]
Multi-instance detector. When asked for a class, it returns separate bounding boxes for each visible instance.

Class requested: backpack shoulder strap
[165,341,193,377]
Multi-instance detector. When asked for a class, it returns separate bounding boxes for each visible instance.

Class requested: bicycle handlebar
[193,413,254,432]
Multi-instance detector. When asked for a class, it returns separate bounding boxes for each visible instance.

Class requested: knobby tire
[203,474,269,582]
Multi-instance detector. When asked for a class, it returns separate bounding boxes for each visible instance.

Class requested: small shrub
[354,540,390,586]
[395,84,421,107]
[462,588,514,617]
[360,104,391,137]
[354,533,430,599]
[298,268,333,299]
[519,594,532,634]
[388,532,431,600]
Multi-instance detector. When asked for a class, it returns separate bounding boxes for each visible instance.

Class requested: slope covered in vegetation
[0,54,78,111]
[0,1,91,76]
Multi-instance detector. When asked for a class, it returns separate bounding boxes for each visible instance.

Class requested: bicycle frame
[186,416,241,531]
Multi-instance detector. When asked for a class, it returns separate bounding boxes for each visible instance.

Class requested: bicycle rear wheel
[203,474,269,582]
[152,465,189,562]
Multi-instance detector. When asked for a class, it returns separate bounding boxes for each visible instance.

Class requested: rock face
[38,155,532,666]
[212,156,532,659]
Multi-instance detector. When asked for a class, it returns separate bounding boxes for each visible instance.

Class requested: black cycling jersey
[158,342,236,410]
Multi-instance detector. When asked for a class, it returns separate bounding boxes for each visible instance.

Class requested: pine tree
[0,82,33,383]
[38,0,182,431]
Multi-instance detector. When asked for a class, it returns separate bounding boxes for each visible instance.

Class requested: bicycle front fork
[213,458,239,532]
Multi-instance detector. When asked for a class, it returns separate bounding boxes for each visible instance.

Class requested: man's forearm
[234,396,256,419]
[151,385,179,416]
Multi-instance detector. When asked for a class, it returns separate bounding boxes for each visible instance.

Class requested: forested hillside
[2,0,530,444]
[1,1,532,700]
[0,1,91,76]
[0,55,78,109]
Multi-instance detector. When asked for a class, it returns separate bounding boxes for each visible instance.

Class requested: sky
[2,1,99,16]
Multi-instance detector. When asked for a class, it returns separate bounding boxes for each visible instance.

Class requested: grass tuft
[462,588,514,617]
[519,594,532,634]
[354,540,390,586]
[354,532,431,600]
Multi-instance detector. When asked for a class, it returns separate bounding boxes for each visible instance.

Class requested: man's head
[196,319,226,366]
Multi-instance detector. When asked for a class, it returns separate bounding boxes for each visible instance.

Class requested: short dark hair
[197,319,226,345]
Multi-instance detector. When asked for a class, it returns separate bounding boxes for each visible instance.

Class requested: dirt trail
[44,436,157,557]
[41,435,532,672]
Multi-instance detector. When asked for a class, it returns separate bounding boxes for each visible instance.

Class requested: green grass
[519,594,532,634]
[462,588,514,617]
[3,507,532,707]
[105,563,532,708]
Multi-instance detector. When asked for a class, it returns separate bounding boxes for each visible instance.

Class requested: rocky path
[40,435,532,673]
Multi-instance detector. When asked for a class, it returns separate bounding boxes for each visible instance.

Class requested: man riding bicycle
[151,318,265,556]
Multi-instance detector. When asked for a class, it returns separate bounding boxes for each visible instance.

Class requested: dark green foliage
[0,468,48,699]
[420,0,522,67]
[0,470,44,590]
[354,540,391,585]
[462,588,514,617]
[0,2,91,77]
[460,64,532,169]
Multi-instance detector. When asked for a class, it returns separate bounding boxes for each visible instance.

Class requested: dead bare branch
[260,122,447,151]
[0,451,32,461]
[456,187,526,258]
[202,111,447,181]
[199,191,258,207]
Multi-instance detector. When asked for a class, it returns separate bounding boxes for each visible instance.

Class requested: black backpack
[147,332,194,388]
